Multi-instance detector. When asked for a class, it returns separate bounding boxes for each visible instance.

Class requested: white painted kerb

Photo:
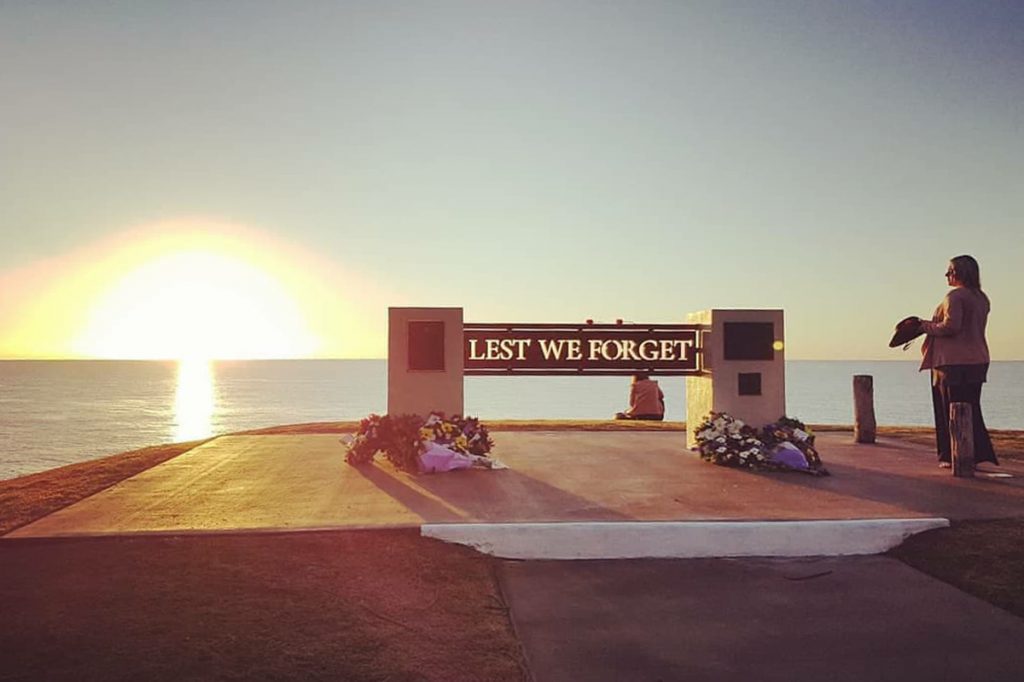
[421,518,950,560]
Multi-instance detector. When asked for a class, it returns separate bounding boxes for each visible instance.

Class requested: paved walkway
[499,555,1024,682]
[6,431,1022,540]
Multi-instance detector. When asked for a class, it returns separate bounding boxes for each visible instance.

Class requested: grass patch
[236,421,362,435]
[240,419,687,434]
[889,519,1024,619]
[0,530,527,681]
[877,426,1024,460]
[243,420,1024,461]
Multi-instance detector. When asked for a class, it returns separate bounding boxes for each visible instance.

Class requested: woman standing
[916,255,998,467]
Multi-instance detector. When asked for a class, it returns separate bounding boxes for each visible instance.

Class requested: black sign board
[463,323,704,376]
[723,322,775,361]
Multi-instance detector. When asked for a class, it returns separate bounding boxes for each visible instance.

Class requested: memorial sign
[389,307,784,443]
[463,323,704,376]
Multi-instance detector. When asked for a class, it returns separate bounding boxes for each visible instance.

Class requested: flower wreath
[694,412,828,475]
[344,412,495,473]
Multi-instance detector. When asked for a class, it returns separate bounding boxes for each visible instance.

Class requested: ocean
[1,359,1022,480]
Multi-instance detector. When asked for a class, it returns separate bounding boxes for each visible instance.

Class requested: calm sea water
[1,359,1022,480]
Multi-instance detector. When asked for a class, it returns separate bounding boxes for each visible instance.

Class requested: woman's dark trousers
[931,379,998,465]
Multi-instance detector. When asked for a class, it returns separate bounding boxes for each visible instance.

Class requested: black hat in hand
[889,316,925,349]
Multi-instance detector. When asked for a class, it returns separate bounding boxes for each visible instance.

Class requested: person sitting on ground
[615,373,665,421]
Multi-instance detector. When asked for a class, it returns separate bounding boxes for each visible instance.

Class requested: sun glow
[71,222,322,360]
[0,219,394,360]
[75,248,316,359]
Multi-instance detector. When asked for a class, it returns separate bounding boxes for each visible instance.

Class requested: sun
[72,232,319,360]
[0,218,393,360]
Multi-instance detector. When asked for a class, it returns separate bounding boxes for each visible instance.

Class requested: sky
[1,0,1021,360]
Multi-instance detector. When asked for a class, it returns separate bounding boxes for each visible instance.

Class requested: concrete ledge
[421,518,951,559]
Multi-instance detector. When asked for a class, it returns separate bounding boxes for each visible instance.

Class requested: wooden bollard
[853,375,876,444]
[950,402,974,478]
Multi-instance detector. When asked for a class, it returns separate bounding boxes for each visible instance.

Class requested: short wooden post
[950,402,974,477]
[853,375,876,444]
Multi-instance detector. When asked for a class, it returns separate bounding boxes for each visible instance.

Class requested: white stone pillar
[387,307,464,417]
[685,309,785,448]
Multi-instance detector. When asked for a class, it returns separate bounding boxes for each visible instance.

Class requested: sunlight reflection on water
[174,358,214,441]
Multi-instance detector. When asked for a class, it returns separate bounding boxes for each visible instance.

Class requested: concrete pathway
[498,555,1024,682]
[4,432,1019,561]
[6,432,1022,541]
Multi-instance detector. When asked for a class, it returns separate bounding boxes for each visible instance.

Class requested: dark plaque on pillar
[738,372,762,396]
[408,321,445,370]
[723,322,775,360]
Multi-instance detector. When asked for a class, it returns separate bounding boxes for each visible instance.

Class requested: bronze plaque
[723,322,775,361]
[738,372,762,396]
[408,321,445,370]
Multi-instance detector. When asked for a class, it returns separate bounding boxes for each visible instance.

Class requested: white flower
[716,447,726,453]
[793,429,809,441]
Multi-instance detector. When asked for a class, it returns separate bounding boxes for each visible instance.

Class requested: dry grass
[890,519,1024,619]
[236,421,362,435]
[241,420,1024,459]
[485,419,685,431]
[241,419,686,434]
[0,530,527,681]
[875,425,1024,460]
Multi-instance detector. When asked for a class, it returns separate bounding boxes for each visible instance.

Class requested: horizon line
[2,356,1022,363]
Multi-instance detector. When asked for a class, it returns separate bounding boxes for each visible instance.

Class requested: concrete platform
[5,432,1023,557]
